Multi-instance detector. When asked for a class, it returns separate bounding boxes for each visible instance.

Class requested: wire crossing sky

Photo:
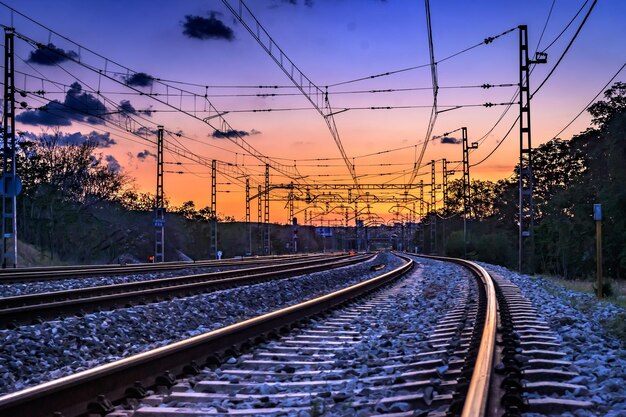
[1,0,624,223]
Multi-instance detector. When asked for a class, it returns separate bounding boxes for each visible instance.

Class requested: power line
[3,15,304,182]
[471,116,519,167]
[15,82,517,99]
[326,27,516,88]
[542,0,590,52]
[535,0,557,53]
[531,0,598,99]
[551,61,626,140]
[87,102,516,115]
[222,0,358,187]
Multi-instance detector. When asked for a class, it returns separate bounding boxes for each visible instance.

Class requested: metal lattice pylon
[519,25,534,272]
[1,28,17,268]
[430,161,436,254]
[210,160,218,258]
[263,164,270,255]
[154,126,165,262]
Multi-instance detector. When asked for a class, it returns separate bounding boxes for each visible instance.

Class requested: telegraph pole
[289,182,296,253]
[210,159,217,258]
[430,160,436,254]
[442,159,448,255]
[442,159,448,210]
[462,127,478,258]
[518,24,547,273]
[257,184,262,254]
[355,199,360,251]
[263,164,270,255]
[420,180,425,253]
[153,126,165,263]
[1,27,18,268]
[246,178,251,256]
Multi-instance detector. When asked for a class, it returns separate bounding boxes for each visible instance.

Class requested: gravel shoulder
[480,262,626,417]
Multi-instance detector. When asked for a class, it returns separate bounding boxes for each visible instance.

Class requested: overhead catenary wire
[5,1,611,222]
[550,61,626,140]
[470,116,520,167]
[535,0,557,53]
[541,0,590,53]
[452,0,588,175]
[326,26,517,88]
[1,16,304,183]
[406,0,438,188]
[531,0,598,99]
[12,82,518,99]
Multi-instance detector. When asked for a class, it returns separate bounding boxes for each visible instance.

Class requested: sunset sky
[2,0,624,224]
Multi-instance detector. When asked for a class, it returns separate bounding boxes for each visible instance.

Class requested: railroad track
[0,253,370,328]
[0,253,325,283]
[0,254,595,416]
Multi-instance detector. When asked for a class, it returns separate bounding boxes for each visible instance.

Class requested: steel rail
[415,254,497,417]
[0,254,371,327]
[0,254,354,308]
[0,253,325,283]
[0,255,413,417]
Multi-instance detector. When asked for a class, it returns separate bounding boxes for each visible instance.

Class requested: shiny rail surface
[0,254,371,328]
[0,255,413,417]
[416,254,497,417]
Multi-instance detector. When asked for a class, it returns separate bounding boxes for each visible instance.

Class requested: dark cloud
[133,126,157,136]
[27,43,78,66]
[182,12,234,41]
[211,129,249,139]
[250,129,262,135]
[105,155,121,173]
[281,0,314,6]
[119,100,137,115]
[137,149,157,161]
[64,83,107,123]
[16,102,73,126]
[68,131,116,148]
[17,82,107,126]
[26,130,116,148]
[119,100,153,117]
[271,0,314,6]
[124,72,154,88]
[439,136,461,145]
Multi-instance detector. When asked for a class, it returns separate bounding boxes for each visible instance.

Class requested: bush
[445,231,466,257]
[475,233,516,266]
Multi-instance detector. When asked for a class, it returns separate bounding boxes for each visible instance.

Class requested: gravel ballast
[143,254,474,416]
[481,262,626,417]
[0,252,402,395]
[0,264,266,298]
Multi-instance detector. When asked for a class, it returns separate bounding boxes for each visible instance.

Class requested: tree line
[11,129,249,262]
[417,82,626,280]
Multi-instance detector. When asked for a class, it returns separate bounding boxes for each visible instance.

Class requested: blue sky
[1,0,624,221]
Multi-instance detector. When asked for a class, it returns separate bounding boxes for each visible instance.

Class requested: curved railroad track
[0,254,594,416]
[0,253,370,328]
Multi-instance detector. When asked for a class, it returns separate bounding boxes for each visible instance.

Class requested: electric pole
[518,25,547,273]
[153,126,165,263]
[1,27,17,268]
[210,159,217,259]
[430,160,436,254]
[246,178,251,255]
[257,184,262,254]
[263,164,270,255]
[462,127,478,259]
